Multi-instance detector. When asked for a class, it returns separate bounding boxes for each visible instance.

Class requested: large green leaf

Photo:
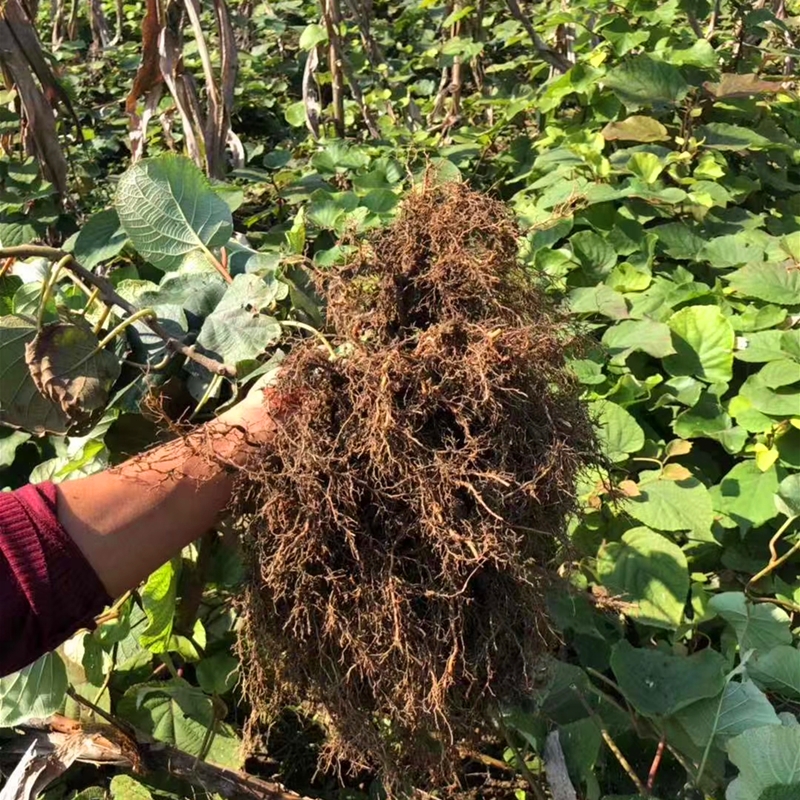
[0,652,68,726]
[674,680,779,749]
[624,470,714,538]
[726,261,800,304]
[604,56,689,109]
[118,678,242,767]
[601,319,675,363]
[727,725,800,800]
[70,208,128,269]
[749,646,800,699]
[592,400,645,462]
[664,305,734,383]
[0,314,69,434]
[710,461,783,530]
[696,123,777,151]
[610,641,726,717]
[708,592,792,654]
[775,474,800,519]
[196,274,282,366]
[596,527,688,629]
[115,155,233,272]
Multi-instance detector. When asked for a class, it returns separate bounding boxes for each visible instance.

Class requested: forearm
[56,409,270,599]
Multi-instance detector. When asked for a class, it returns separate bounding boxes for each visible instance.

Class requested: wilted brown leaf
[25,322,120,422]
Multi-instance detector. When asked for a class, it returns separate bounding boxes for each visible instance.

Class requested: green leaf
[138,560,178,653]
[654,222,706,260]
[285,207,306,255]
[601,116,669,142]
[71,208,128,269]
[759,360,800,389]
[569,285,629,319]
[0,652,68,726]
[775,473,800,519]
[727,725,800,800]
[196,274,282,365]
[361,188,399,214]
[610,640,726,717]
[708,592,792,654]
[118,678,243,767]
[26,322,121,423]
[602,319,675,363]
[727,261,800,304]
[0,429,30,467]
[115,155,233,272]
[674,680,780,749]
[299,22,327,50]
[664,305,734,383]
[597,527,689,629]
[749,646,800,699]
[739,374,800,417]
[196,652,239,695]
[604,56,689,109]
[628,152,663,184]
[673,390,731,439]
[570,230,617,277]
[700,235,765,269]
[710,461,783,530]
[0,314,70,434]
[110,775,154,800]
[592,400,645,462]
[624,471,714,537]
[696,123,776,151]
[284,101,306,128]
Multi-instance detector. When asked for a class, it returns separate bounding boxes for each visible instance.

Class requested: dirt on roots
[233,182,599,789]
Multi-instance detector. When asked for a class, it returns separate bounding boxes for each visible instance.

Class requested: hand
[214,384,298,449]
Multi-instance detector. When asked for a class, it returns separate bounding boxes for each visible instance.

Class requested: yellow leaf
[661,463,693,481]
[754,443,780,472]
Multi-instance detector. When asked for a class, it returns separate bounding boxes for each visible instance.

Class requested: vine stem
[0,246,236,378]
[280,318,338,360]
[494,710,548,800]
[647,735,666,792]
[747,514,800,591]
[37,254,71,329]
[573,690,648,796]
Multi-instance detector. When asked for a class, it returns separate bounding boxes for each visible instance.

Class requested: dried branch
[543,730,578,800]
[321,0,380,138]
[0,246,236,378]
[504,0,571,73]
[0,715,312,800]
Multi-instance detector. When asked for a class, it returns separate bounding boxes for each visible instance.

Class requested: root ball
[233,182,599,787]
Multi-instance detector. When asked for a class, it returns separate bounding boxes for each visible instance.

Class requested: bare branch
[504,0,571,73]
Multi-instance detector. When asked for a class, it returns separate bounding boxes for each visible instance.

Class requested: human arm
[0,390,276,676]
[56,391,276,598]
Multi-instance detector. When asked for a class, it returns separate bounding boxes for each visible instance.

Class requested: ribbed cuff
[0,482,111,672]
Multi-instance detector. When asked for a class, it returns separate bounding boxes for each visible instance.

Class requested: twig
[747,515,800,591]
[494,711,548,800]
[9,716,312,800]
[647,734,666,792]
[573,690,647,797]
[504,0,571,73]
[0,246,236,378]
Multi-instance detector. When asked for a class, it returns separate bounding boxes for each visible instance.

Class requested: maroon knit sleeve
[0,482,111,677]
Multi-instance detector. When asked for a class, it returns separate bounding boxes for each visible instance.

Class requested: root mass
[233,182,599,787]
